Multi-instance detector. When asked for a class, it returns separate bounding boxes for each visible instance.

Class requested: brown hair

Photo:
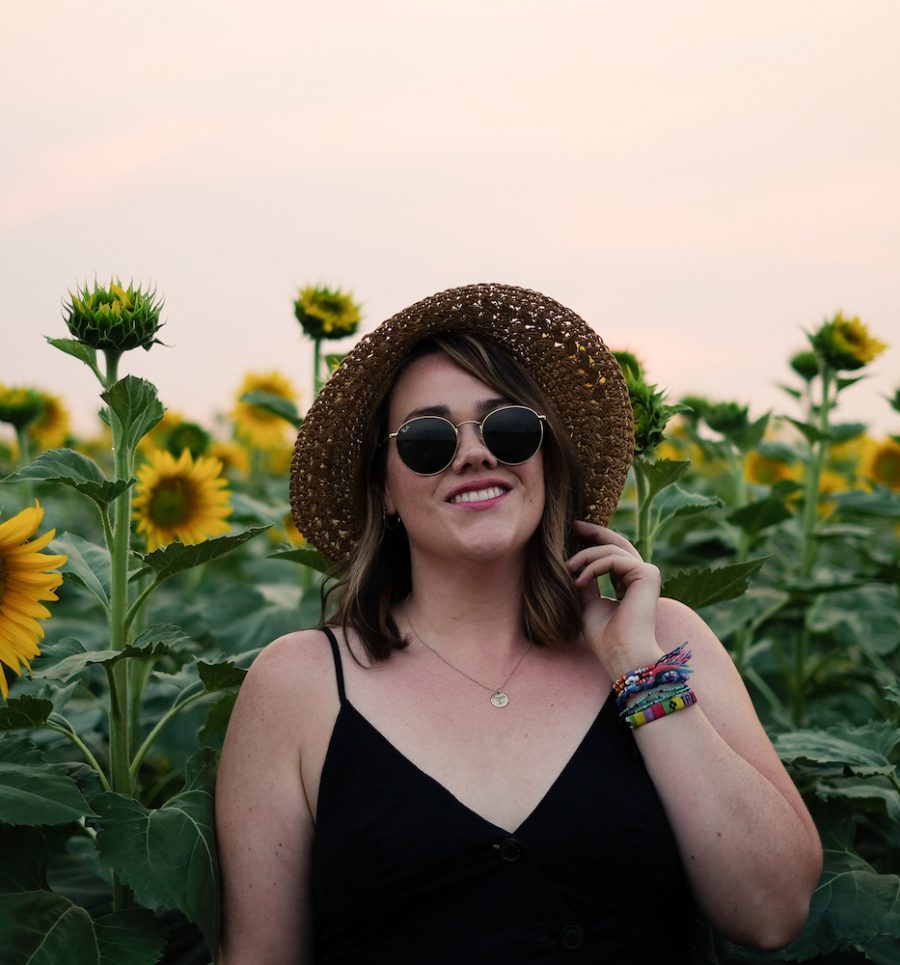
[324,333,586,661]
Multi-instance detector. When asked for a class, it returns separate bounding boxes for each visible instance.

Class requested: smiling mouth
[449,486,507,505]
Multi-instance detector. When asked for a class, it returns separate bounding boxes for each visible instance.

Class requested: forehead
[387,352,501,421]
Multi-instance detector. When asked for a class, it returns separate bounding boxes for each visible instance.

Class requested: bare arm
[215,633,322,964]
[568,522,823,949]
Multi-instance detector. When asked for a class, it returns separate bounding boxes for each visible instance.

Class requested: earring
[383,511,402,531]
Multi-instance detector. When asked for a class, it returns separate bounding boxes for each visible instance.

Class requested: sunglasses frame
[383,404,547,476]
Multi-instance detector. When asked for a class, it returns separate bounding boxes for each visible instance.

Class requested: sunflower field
[0,281,897,965]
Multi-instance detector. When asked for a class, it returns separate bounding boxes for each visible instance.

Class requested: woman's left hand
[565,519,664,677]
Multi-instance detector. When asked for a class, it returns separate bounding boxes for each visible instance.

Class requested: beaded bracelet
[613,643,693,708]
[625,689,698,729]
[618,683,691,718]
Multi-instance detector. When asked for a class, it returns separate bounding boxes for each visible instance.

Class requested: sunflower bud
[63,279,164,352]
[789,350,820,382]
[293,285,361,341]
[0,386,44,430]
[808,311,887,372]
[704,402,750,437]
[620,368,682,457]
[165,421,211,459]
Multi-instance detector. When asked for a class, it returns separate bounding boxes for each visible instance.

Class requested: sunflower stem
[313,337,323,396]
[123,577,162,637]
[46,715,111,792]
[102,349,122,390]
[129,690,208,779]
[800,364,833,579]
[633,461,654,562]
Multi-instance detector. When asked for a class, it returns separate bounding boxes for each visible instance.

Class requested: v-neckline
[338,696,614,836]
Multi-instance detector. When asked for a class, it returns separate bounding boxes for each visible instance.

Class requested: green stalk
[800,365,833,578]
[129,690,208,779]
[313,337,322,396]
[633,461,654,562]
[46,715,112,792]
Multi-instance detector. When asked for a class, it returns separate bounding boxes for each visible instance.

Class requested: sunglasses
[383,404,547,476]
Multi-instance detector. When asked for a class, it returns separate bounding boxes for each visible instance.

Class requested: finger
[566,543,635,574]
[572,521,642,560]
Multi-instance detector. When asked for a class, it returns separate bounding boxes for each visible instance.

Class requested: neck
[402,551,530,663]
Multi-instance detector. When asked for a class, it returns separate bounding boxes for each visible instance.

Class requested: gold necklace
[405,604,533,708]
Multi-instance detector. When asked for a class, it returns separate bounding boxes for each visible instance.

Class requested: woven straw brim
[290,283,634,564]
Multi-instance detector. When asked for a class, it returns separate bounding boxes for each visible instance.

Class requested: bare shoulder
[240,627,335,706]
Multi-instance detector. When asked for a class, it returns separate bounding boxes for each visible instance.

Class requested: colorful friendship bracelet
[618,683,691,718]
[613,643,694,708]
[624,689,698,729]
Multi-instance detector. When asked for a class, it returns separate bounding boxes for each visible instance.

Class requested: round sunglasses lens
[483,407,543,464]
[395,417,458,474]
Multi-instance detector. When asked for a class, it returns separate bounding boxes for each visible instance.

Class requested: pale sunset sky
[1,1,898,438]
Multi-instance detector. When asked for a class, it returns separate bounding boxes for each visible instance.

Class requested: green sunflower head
[293,285,361,341]
[703,401,750,438]
[63,279,165,352]
[165,421,211,459]
[0,386,44,429]
[808,311,887,372]
[621,367,684,457]
[789,350,820,382]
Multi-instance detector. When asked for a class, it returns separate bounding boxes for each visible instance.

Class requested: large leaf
[0,825,49,893]
[662,558,767,610]
[782,847,900,959]
[727,497,792,535]
[239,389,302,428]
[816,777,900,823]
[45,337,103,382]
[197,659,246,692]
[0,696,53,731]
[134,526,269,582]
[0,892,165,965]
[51,533,111,610]
[2,449,133,507]
[732,412,770,453]
[0,736,95,825]
[91,787,220,954]
[636,458,691,499]
[268,544,333,575]
[653,485,720,529]
[700,588,789,643]
[773,723,900,778]
[832,489,900,519]
[100,376,164,455]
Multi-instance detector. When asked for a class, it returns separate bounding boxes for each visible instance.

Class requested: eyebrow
[401,396,511,424]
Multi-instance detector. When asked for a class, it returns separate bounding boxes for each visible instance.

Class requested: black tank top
[312,627,694,964]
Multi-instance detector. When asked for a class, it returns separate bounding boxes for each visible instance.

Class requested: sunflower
[208,439,250,477]
[232,371,298,451]
[809,312,887,371]
[860,437,900,491]
[744,451,802,487]
[293,286,361,340]
[27,391,71,450]
[0,502,67,700]
[0,386,43,430]
[133,449,232,551]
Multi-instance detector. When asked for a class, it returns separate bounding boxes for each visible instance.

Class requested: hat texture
[290,283,633,563]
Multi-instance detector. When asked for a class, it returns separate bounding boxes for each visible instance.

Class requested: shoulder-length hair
[324,333,586,661]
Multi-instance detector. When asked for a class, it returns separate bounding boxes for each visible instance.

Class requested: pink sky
[1,1,897,439]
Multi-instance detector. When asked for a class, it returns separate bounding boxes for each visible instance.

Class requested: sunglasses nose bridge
[450,417,496,470]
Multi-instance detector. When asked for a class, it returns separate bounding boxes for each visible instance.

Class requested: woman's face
[382,352,546,567]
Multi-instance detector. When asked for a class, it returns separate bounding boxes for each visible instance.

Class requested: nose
[450,420,497,472]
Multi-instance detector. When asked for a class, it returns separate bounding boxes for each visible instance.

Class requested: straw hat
[290,283,633,563]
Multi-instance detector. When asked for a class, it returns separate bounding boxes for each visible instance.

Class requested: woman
[216,284,822,964]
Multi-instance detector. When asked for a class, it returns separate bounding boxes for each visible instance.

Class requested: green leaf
[268,544,333,574]
[700,588,789,642]
[635,458,691,499]
[229,492,285,526]
[134,526,269,581]
[45,337,103,382]
[817,777,900,823]
[777,383,803,401]
[197,659,246,693]
[828,421,867,442]
[0,696,53,731]
[832,489,900,519]
[732,412,770,453]
[782,848,900,958]
[662,558,767,610]
[51,533,111,610]
[0,825,49,893]
[835,375,867,392]
[2,449,132,506]
[727,497,792,535]
[786,417,828,444]
[0,736,95,825]
[100,376,164,455]
[0,893,166,965]
[239,389,302,428]
[773,723,900,778]
[653,485,720,529]
[32,630,180,685]
[91,788,220,954]
[197,692,237,743]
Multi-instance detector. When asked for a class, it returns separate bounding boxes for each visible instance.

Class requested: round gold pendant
[490,692,510,708]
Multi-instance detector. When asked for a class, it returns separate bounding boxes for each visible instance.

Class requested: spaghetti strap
[321,626,347,705]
